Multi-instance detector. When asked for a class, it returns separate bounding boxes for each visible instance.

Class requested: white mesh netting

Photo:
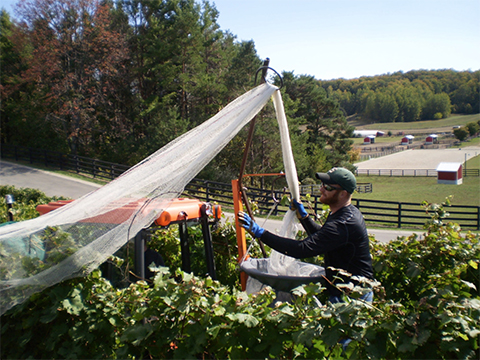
[243,90,325,294]
[0,83,277,315]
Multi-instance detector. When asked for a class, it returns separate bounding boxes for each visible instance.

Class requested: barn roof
[436,162,462,172]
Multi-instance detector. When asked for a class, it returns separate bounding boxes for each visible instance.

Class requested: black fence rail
[352,198,480,230]
[1,144,130,180]
[2,144,479,229]
[464,168,480,176]
[184,180,480,230]
[299,183,372,195]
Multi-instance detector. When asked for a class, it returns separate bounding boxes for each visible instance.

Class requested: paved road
[0,160,428,242]
[0,160,101,199]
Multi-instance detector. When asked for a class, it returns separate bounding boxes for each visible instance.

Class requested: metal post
[398,203,402,228]
[5,194,14,222]
[477,206,480,231]
[179,216,191,273]
[201,204,216,280]
[235,59,270,258]
[232,179,248,290]
[134,230,145,279]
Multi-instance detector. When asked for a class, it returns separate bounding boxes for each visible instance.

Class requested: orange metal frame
[36,198,222,226]
[233,172,285,290]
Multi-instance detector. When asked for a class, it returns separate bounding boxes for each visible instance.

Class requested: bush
[466,122,480,136]
[454,127,469,141]
[0,185,66,222]
[1,188,479,359]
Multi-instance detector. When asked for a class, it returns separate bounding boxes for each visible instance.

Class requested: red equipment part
[36,198,221,226]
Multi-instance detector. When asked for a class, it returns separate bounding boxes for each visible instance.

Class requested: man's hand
[237,212,265,238]
[290,199,308,219]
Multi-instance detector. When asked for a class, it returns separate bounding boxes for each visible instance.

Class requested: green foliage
[325,69,478,123]
[0,185,66,223]
[454,127,470,141]
[465,121,480,136]
[1,194,480,359]
[147,216,241,288]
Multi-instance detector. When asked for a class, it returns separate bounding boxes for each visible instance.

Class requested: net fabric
[0,83,277,315]
[243,90,325,294]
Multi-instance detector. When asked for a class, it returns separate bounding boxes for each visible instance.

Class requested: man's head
[315,168,356,212]
[315,167,356,194]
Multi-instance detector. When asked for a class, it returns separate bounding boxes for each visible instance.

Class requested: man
[238,167,374,302]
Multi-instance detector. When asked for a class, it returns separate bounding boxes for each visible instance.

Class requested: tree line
[0,0,354,185]
[1,0,478,186]
[322,69,479,123]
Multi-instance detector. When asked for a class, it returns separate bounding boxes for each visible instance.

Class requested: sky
[2,0,479,80]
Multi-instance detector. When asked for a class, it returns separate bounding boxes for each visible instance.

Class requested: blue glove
[291,199,308,219]
[237,212,264,238]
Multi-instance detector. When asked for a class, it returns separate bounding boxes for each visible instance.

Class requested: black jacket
[260,204,374,296]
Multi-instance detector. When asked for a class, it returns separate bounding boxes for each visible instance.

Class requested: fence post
[44,150,48,167]
[398,203,402,228]
[29,148,33,164]
[477,206,480,230]
[205,181,210,202]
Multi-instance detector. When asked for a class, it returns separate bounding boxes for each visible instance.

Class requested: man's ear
[341,190,351,200]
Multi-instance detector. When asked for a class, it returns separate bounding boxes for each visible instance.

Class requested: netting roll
[0,83,277,315]
[241,90,325,294]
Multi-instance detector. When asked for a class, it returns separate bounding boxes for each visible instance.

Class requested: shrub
[453,127,469,141]
[1,187,479,359]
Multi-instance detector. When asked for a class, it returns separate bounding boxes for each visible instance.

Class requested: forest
[1,0,479,184]
[322,69,479,123]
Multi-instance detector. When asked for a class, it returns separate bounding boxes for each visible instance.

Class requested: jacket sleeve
[260,217,349,259]
[299,215,322,236]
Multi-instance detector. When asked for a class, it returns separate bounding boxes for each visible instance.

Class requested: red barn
[436,162,463,185]
[363,135,375,145]
[401,135,414,145]
[425,134,438,145]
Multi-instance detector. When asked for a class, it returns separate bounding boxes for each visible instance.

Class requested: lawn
[355,174,479,206]
[353,152,480,206]
[351,114,480,131]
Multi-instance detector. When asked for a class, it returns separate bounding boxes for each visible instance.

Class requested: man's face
[319,183,344,205]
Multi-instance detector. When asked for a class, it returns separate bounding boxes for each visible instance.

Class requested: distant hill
[320,69,479,123]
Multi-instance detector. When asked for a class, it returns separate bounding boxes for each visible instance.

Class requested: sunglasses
[322,183,342,191]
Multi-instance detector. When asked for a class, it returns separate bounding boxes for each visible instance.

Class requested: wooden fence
[356,168,479,177]
[185,179,480,230]
[2,144,479,229]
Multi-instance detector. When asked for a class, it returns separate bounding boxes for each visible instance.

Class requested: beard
[320,190,342,206]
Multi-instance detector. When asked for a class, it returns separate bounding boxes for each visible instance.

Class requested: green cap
[316,167,357,194]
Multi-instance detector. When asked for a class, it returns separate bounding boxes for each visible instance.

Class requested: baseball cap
[316,167,357,194]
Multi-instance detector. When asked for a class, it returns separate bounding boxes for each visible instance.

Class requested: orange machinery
[36,198,222,280]
[232,173,285,290]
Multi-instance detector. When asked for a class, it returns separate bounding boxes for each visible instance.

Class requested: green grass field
[350,113,480,131]
[355,175,479,206]
[354,154,480,206]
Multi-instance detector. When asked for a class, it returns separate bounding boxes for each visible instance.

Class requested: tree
[282,72,354,176]
[465,122,479,136]
[7,0,131,156]
[451,78,480,114]
[422,93,451,120]
[453,127,469,141]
